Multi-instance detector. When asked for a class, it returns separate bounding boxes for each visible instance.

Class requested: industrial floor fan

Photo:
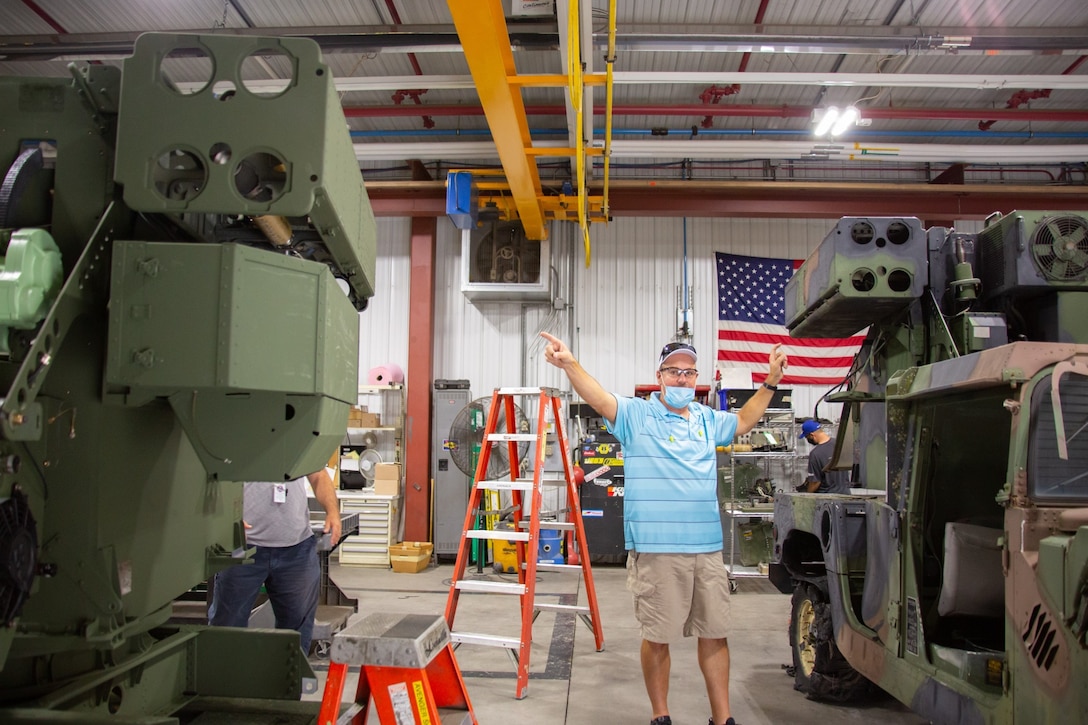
[446,396,530,568]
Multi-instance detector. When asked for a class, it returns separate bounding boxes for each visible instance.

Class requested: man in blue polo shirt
[541,333,787,725]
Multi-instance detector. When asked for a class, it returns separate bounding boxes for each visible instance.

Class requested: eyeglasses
[660,342,696,356]
[659,367,698,381]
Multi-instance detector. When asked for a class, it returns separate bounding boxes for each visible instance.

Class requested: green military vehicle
[0,33,375,720]
[771,212,1088,723]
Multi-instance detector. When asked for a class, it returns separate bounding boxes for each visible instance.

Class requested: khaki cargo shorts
[625,551,732,643]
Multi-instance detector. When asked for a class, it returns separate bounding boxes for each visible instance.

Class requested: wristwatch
[762,382,778,391]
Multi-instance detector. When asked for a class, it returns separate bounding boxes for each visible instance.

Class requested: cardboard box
[327,450,340,489]
[348,407,380,428]
[375,462,400,480]
[389,541,433,573]
[373,478,399,496]
[373,462,401,495]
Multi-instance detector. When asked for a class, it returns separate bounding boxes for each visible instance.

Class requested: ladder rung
[535,562,584,572]
[517,520,574,531]
[533,602,591,614]
[495,386,556,396]
[436,709,474,725]
[450,631,521,649]
[454,580,526,595]
[477,479,534,492]
[486,433,538,442]
[483,474,567,487]
[465,529,530,542]
[338,703,365,725]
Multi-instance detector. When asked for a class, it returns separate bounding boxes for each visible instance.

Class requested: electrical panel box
[445,171,477,230]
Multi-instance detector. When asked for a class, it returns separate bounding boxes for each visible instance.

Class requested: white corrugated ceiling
[1,0,1087,185]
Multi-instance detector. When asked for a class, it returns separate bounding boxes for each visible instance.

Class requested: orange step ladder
[318,612,476,725]
[443,386,604,700]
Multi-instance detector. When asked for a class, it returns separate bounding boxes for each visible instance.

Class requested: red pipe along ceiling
[342,104,1088,123]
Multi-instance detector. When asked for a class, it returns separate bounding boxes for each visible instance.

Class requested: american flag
[716,252,865,386]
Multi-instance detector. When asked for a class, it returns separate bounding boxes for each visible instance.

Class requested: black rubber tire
[789,583,874,702]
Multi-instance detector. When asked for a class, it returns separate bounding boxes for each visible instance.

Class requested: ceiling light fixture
[812,106,839,136]
[831,106,860,136]
[812,105,860,137]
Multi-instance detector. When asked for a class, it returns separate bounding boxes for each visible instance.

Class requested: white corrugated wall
[358,215,884,420]
[356,216,412,387]
[356,212,1023,431]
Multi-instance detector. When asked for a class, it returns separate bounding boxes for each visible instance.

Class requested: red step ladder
[443,387,604,700]
[318,612,476,724]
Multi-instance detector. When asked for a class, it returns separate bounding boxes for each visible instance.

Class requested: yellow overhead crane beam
[448,0,547,241]
[603,0,617,225]
[446,171,606,224]
[566,0,591,266]
[447,0,613,264]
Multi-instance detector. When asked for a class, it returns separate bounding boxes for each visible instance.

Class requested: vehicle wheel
[789,583,874,702]
[313,639,332,659]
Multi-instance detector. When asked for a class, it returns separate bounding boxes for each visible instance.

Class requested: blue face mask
[663,385,695,408]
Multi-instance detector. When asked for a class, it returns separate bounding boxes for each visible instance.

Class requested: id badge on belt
[273,483,287,503]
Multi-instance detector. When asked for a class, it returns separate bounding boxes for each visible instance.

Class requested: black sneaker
[650,718,672,725]
[708,719,737,725]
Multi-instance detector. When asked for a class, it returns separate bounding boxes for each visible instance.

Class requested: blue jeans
[209,535,320,654]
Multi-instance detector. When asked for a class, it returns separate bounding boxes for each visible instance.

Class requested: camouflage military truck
[770,212,1088,723]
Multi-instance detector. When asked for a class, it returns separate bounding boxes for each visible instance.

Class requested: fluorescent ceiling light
[813,106,839,136]
[830,106,859,136]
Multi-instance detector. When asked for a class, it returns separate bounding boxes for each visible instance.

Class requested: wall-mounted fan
[471,221,542,285]
[447,397,530,479]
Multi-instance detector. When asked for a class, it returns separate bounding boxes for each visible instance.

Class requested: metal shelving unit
[721,407,803,586]
[346,384,404,463]
[338,384,405,565]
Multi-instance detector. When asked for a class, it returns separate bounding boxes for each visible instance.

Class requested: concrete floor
[312,558,930,725]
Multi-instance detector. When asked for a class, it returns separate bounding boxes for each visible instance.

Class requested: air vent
[1022,602,1060,671]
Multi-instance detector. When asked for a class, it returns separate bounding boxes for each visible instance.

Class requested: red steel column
[403,215,436,541]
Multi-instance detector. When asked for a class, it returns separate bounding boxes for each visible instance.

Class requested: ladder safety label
[387,682,415,725]
[412,680,432,725]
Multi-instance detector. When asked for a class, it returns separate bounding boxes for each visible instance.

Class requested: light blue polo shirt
[607,393,738,553]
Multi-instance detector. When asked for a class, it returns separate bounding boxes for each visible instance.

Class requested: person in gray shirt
[798,419,852,494]
[209,469,340,653]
